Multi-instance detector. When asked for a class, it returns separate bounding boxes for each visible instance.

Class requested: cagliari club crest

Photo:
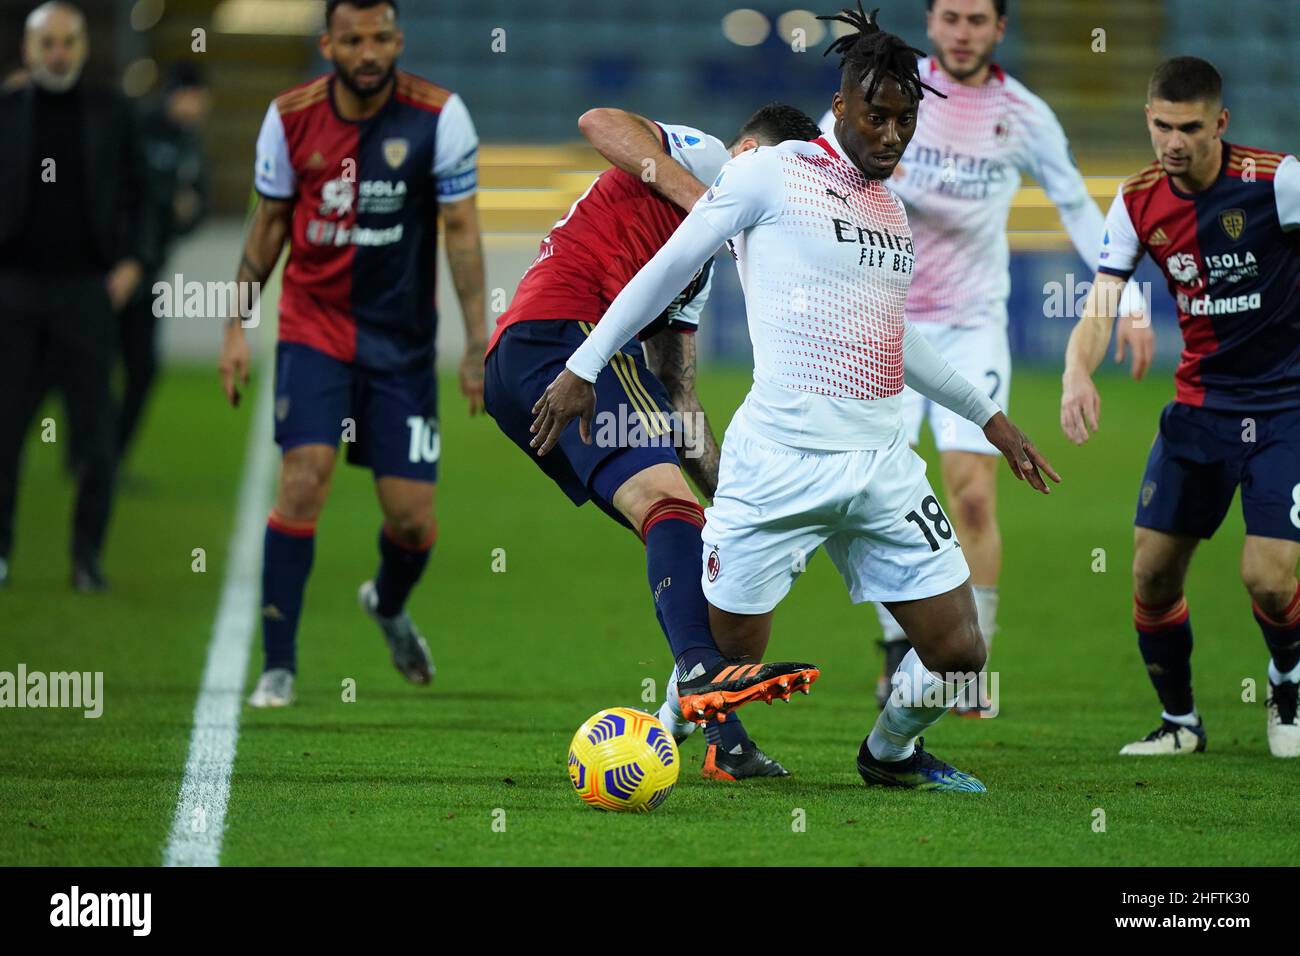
[1219,208,1246,242]
[383,137,409,169]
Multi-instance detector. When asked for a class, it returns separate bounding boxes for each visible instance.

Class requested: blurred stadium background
[4,0,1296,373]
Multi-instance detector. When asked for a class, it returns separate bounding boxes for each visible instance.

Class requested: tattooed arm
[218,195,292,407]
[642,330,721,500]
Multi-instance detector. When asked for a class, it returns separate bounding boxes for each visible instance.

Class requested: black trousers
[0,272,118,563]
[116,283,161,460]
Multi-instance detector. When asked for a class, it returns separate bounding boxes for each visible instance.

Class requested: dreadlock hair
[731,102,824,148]
[818,3,945,105]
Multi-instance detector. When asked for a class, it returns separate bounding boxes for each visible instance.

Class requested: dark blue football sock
[375,523,434,617]
[1254,584,1300,676]
[1135,594,1195,718]
[641,498,725,677]
[261,511,316,673]
[703,712,754,753]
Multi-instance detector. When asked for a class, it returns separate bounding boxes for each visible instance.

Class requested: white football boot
[247,668,296,708]
[1266,680,1300,757]
[1119,718,1206,755]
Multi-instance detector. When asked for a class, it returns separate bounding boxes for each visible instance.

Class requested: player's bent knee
[611,464,695,530]
[953,486,994,534]
[916,620,985,676]
[1241,569,1297,617]
[1132,559,1184,606]
[278,463,332,520]
[385,515,435,549]
[944,626,987,676]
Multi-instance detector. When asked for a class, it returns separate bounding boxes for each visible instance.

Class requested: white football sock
[867,648,975,762]
[973,585,999,652]
[1162,710,1200,727]
[657,666,696,741]
[873,601,908,644]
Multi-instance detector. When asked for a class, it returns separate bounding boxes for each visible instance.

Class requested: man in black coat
[117,62,211,474]
[0,1,158,591]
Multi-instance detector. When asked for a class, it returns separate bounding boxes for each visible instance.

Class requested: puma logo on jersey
[825,187,849,207]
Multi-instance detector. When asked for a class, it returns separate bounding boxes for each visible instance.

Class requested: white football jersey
[567,125,1001,451]
[819,58,1110,327]
[699,128,915,449]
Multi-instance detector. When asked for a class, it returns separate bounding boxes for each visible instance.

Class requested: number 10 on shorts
[406,416,441,464]
[905,495,953,551]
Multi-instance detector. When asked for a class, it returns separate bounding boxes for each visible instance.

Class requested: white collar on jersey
[819,122,846,162]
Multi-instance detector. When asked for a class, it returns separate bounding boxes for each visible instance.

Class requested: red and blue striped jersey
[1098,141,1300,411]
[488,122,730,354]
[254,71,478,372]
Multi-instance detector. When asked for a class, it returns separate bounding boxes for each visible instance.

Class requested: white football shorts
[701,410,970,616]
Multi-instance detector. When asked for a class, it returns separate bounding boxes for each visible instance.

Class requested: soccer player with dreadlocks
[819,0,1149,715]
[532,6,1059,791]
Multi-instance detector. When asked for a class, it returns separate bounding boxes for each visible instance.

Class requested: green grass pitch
[0,347,1290,866]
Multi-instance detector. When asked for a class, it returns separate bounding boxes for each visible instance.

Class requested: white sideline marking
[163,373,274,867]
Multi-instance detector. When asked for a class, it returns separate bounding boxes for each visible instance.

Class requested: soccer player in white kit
[818,0,1149,712]
[532,6,1060,791]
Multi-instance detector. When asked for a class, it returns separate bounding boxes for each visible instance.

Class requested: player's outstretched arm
[1061,271,1127,445]
[441,194,488,415]
[219,195,292,408]
[578,108,709,210]
[901,322,1060,494]
[643,330,721,499]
